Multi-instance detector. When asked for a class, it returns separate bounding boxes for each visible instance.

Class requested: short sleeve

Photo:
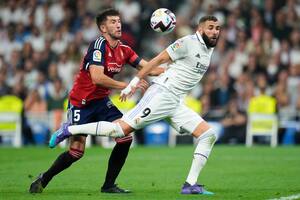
[85,37,106,70]
[166,37,188,61]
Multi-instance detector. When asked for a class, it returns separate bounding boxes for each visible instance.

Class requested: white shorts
[122,84,204,134]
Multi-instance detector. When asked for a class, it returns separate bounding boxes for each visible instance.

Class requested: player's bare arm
[137,59,165,76]
[136,50,170,79]
[119,50,171,101]
[89,65,127,89]
[89,64,148,93]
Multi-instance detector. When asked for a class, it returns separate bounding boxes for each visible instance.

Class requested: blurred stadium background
[1,0,300,147]
[0,1,300,199]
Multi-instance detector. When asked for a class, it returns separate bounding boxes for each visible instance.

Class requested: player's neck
[104,36,119,48]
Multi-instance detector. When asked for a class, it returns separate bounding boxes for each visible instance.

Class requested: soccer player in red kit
[29,8,163,194]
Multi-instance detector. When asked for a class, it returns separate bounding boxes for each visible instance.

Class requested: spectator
[23,59,38,90]
[289,29,300,66]
[81,14,99,43]
[47,78,67,130]
[116,0,141,33]
[262,0,276,28]
[24,89,47,114]
[271,10,292,41]
[27,26,45,52]
[219,99,247,144]
[51,30,68,55]
[57,52,76,88]
[47,78,67,111]
[0,68,10,96]
[48,0,67,26]
[211,72,235,109]
[1,0,23,26]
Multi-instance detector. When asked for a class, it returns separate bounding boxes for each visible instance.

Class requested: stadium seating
[246,113,278,147]
[0,95,23,147]
[246,94,278,147]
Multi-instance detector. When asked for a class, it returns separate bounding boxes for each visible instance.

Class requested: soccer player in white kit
[50,15,221,195]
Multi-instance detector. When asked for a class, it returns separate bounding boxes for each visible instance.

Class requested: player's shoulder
[175,34,196,46]
[90,36,106,50]
[182,34,198,42]
[119,42,135,55]
[119,42,133,50]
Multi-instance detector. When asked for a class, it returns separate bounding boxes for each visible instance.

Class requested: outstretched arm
[120,50,171,101]
[89,65,127,89]
[89,64,149,94]
[137,59,166,76]
[136,50,170,79]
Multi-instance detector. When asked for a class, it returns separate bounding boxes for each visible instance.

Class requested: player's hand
[120,86,137,102]
[120,79,148,101]
[136,79,149,94]
[120,77,140,102]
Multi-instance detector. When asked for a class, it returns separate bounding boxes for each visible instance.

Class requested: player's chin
[114,32,122,39]
[209,39,217,47]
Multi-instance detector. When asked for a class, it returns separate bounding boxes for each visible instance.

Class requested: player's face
[199,20,220,48]
[103,16,122,39]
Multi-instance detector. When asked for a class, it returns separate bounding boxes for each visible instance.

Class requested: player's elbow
[91,74,104,86]
[89,65,105,85]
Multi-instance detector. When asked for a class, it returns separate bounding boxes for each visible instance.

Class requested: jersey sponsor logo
[107,62,122,73]
[93,50,102,62]
[194,62,208,74]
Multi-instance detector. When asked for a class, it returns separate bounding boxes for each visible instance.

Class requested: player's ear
[100,24,106,33]
[197,24,203,34]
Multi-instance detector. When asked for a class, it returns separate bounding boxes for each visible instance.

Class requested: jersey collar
[196,31,205,45]
[106,39,120,49]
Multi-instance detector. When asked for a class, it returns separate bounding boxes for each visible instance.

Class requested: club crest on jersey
[93,50,102,62]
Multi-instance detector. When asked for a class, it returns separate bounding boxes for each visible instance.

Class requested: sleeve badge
[170,41,182,51]
[93,50,102,62]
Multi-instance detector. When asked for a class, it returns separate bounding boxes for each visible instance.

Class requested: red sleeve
[122,45,141,68]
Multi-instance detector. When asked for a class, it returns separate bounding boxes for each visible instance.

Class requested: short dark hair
[96,8,120,29]
[199,15,218,24]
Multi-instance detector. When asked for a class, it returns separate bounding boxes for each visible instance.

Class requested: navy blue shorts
[67,97,123,125]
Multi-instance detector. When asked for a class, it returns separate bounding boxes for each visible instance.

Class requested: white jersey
[152,31,214,96]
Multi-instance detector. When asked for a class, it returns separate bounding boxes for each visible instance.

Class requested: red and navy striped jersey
[69,36,141,107]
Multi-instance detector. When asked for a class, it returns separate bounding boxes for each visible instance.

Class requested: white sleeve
[166,37,188,61]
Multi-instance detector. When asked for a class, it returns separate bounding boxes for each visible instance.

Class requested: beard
[201,32,219,48]
[109,31,122,40]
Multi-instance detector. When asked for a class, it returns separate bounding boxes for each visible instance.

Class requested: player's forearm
[138,59,165,76]
[136,50,170,79]
[137,57,164,79]
[93,75,127,90]
[148,66,165,76]
[120,51,170,99]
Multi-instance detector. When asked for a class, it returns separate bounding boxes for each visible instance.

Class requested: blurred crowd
[0,0,300,145]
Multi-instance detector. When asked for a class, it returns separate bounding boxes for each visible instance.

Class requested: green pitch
[0,145,300,200]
